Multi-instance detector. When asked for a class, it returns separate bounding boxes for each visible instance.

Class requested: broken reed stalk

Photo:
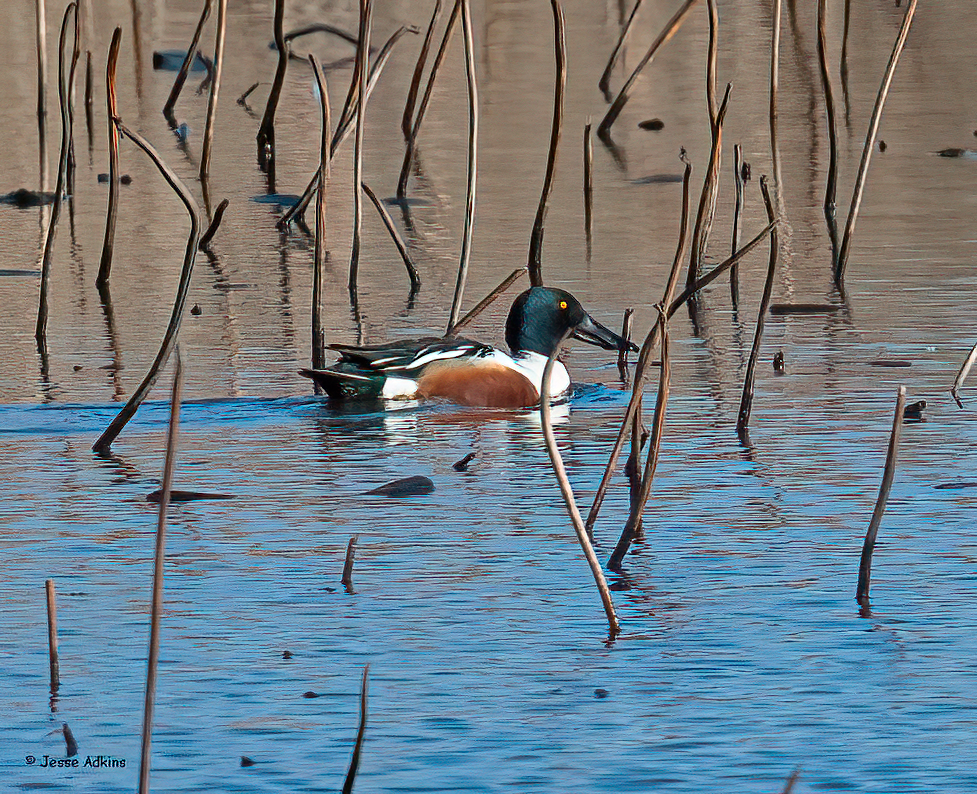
[583,119,593,254]
[782,768,801,794]
[598,0,699,140]
[950,339,977,408]
[84,51,93,152]
[342,665,369,794]
[618,307,634,379]
[310,55,330,370]
[608,305,670,570]
[816,0,840,269]
[36,0,49,190]
[448,267,527,335]
[342,536,357,589]
[856,385,907,606]
[840,0,852,123]
[704,0,718,124]
[687,83,730,288]
[736,175,778,436]
[35,2,79,344]
[401,0,442,141]
[769,0,783,204]
[138,350,183,794]
[163,0,212,120]
[527,0,566,288]
[540,332,621,638]
[730,143,744,307]
[257,0,288,168]
[445,0,478,332]
[587,218,780,533]
[198,198,229,249]
[835,0,917,286]
[586,153,692,534]
[46,579,60,691]
[199,0,227,181]
[397,0,461,200]
[362,182,420,292]
[348,0,372,300]
[93,122,201,453]
[95,27,122,288]
[598,0,644,102]
[282,33,405,229]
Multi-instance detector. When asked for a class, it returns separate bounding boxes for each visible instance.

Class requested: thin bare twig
[257,0,288,169]
[950,340,977,408]
[36,0,49,191]
[856,386,907,606]
[310,55,330,371]
[362,182,420,293]
[46,579,60,692]
[198,198,229,249]
[96,28,122,287]
[342,665,369,794]
[163,0,212,120]
[402,0,442,141]
[199,0,227,181]
[342,536,357,592]
[583,119,593,255]
[730,143,744,307]
[598,0,644,102]
[448,268,527,335]
[348,0,372,300]
[817,0,840,270]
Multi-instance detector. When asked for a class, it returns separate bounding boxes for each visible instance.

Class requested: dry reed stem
[540,332,621,637]
[856,386,907,606]
[36,0,49,190]
[586,154,692,533]
[46,579,60,691]
[198,198,229,249]
[840,0,852,122]
[348,0,372,300]
[199,0,227,181]
[730,143,744,307]
[527,0,566,288]
[618,307,634,379]
[597,0,698,139]
[769,0,783,205]
[445,0,478,331]
[342,536,357,590]
[362,182,420,292]
[92,123,201,453]
[816,0,840,269]
[705,0,718,124]
[448,268,527,335]
[310,55,330,370]
[257,0,288,168]
[782,768,801,794]
[583,119,593,253]
[138,350,183,794]
[687,82,730,287]
[609,305,670,570]
[836,0,917,285]
[397,0,461,199]
[950,340,977,408]
[163,0,212,120]
[402,0,442,141]
[736,176,778,435]
[84,51,93,151]
[35,2,79,344]
[598,0,644,102]
[96,28,122,287]
[342,665,369,794]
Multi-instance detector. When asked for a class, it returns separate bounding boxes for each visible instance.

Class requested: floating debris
[630,174,684,184]
[97,173,132,185]
[868,360,912,368]
[937,148,977,158]
[240,756,256,767]
[302,691,320,699]
[769,303,841,315]
[365,475,435,497]
[0,188,56,207]
[452,452,476,471]
[934,482,977,490]
[146,489,235,503]
[594,688,609,699]
[903,399,926,421]
[637,118,664,131]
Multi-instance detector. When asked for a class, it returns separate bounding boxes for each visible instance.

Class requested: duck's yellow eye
[559,301,568,310]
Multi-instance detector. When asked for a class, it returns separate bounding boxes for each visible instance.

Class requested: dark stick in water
[448,268,527,335]
[816,0,840,270]
[138,350,183,794]
[342,536,358,591]
[348,0,372,301]
[84,51,93,154]
[835,0,917,286]
[609,305,670,570]
[687,83,731,288]
[163,0,212,121]
[256,0,288,169]
[618,307,634,380]
[46,579,60,692]
[397,0,461,200]
[446,0,478,331]
[730,143,744,308]
[704,0,718,123]
[840,0,852,125]
[198,198,229,250]
[93,123,201,453]
[597,0,698,140]
[540,331,621,638]
[527,0,566,288]
[199,0,227,182]
[598,0,644,103]
[950,340,977,408]
[401,0,442,141]
[342,665,369,794]
[583,119,593,256]
[36,0,49,191]
[36,2,79,344]
[310,55,330,371]
[362,182,420,293]
[856,386,907,606]
[736,176,778,436]
[96,28,122,288]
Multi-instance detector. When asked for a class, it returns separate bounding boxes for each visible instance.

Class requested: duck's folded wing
[328,337,492,372]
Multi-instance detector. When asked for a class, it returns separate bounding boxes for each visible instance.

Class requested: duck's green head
[505,287,638,358]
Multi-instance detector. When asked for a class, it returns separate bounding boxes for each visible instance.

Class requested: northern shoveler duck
[299,286,637,408]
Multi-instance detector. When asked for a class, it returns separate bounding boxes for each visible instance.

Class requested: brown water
[3,1,977,791]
